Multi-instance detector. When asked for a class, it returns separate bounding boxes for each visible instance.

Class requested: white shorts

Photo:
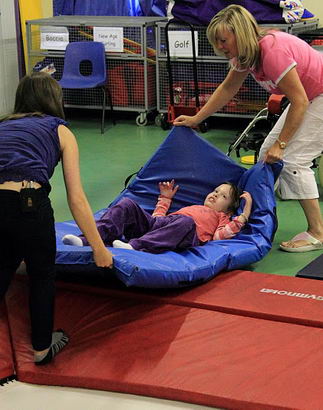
[259,94,323,200]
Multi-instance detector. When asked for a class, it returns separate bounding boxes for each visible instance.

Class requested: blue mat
[55,126,282,288]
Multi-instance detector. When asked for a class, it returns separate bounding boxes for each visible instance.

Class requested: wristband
[277,138,287,149]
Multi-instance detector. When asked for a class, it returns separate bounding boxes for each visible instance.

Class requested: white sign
[93,27,124,52]
[168,31,199,57]
[40,26,69,50]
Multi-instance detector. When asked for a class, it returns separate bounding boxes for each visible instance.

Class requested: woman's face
[216,27,238,59]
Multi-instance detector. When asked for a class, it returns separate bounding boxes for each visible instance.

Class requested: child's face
[204,184,234,213]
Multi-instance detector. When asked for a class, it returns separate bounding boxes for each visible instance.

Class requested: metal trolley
[162,19,208,132]
[155,18,319,121]
[26,15,167,126]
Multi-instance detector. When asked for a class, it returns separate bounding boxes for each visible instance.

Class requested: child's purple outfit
[79,198,200,253]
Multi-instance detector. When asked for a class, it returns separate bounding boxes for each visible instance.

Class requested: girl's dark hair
[1,72,65,121]
[225,181,243,213]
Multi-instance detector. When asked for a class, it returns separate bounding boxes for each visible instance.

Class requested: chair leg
[106,87,116,126]
[101,86,106,134]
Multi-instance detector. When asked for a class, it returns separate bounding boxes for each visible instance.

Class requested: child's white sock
[112,240,134,250]
[62,234,83,247]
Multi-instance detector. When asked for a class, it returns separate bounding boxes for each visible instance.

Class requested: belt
[0,180,42,192]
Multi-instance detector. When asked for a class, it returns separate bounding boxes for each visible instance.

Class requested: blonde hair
[206,5,268,69]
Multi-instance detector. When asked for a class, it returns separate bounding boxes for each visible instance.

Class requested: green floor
[50,111,323,278]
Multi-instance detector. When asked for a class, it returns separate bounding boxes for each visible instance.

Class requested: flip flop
[280,231,323,253]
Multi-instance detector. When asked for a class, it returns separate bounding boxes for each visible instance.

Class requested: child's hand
[240,191,252,220]
[158,179,179,199]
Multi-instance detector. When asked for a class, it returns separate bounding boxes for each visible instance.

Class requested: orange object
[267,94,287,115]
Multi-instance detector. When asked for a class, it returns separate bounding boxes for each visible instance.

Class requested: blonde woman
[174,4,323,253]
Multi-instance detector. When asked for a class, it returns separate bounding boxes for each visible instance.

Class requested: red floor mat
[6,278,323,410]
[57,270,323,328]
[0,302,15,381]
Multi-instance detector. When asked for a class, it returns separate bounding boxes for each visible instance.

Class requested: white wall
[303,0,322,26]
[0,0,19,115]
[41,0,53,17]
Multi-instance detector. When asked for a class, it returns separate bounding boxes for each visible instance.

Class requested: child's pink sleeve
[152,196,172,217]
[213,215,245,241]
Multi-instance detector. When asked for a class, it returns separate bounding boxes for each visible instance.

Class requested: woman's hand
[263,141,284,164]
[158,179,179,199]
[93,247,114,269]
[173,115,199,128]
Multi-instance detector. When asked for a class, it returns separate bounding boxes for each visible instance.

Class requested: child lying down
[63,179,252,254]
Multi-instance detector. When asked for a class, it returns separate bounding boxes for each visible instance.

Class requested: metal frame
[156,19,319,119]
[26,16,167,125]
[226,108,268,156]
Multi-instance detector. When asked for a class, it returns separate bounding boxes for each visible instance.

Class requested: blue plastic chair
[59,41,115,134]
